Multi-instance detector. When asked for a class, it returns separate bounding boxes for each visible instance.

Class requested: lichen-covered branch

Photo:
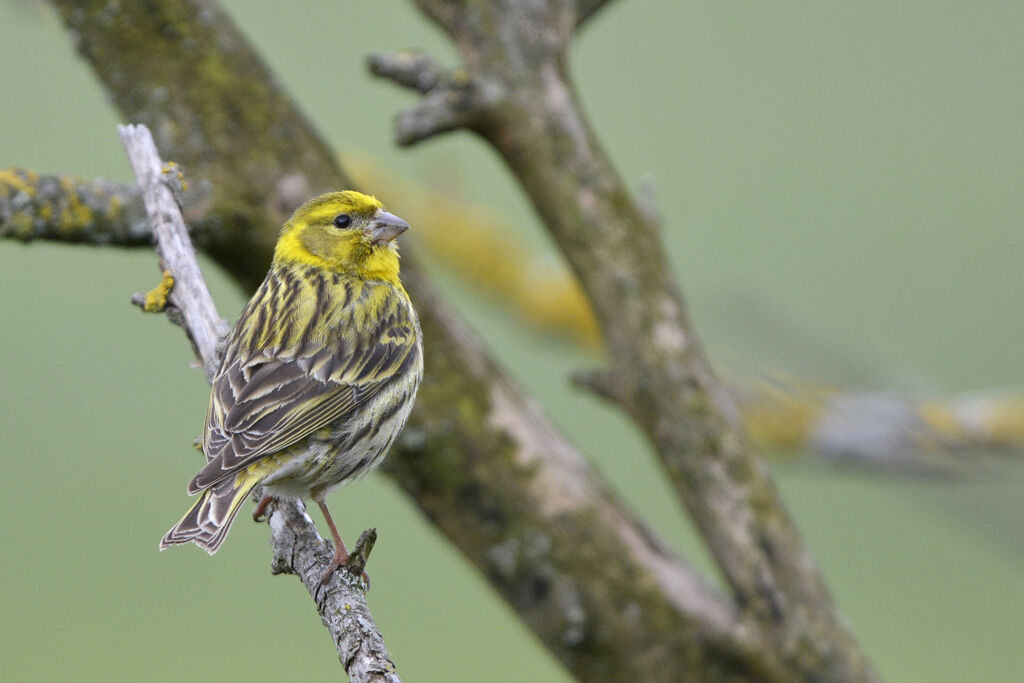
[372,0,879,680]
[741,384,1024,474]
[0,168,149,245]
[118,123,399,682]
[44,1,760,680]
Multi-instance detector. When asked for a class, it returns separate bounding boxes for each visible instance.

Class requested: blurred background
[1,1,1022,680]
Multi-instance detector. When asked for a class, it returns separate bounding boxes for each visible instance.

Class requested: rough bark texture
[118,123,400,681]
[44,1,769,680]
[371,0,880,680]
[268,502,401,683]
[0,169,149,245]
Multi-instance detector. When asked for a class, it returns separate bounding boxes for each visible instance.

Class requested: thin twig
[117,123,400,683]
[118,124,228,380]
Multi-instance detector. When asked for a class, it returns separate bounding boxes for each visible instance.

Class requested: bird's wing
[188,292,419,494]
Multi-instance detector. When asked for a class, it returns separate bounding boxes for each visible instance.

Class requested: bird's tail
[159,473,260,555]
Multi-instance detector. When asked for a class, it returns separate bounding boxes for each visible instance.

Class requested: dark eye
[332,214,351,229]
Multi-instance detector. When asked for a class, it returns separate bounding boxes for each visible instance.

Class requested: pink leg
[252,493,274,522]
[316,499,350,584]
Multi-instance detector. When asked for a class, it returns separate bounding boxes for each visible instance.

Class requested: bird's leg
[252,493,274,522]
[315,499,372,588]
[316,498,351,584]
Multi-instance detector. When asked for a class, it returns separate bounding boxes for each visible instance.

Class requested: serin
[161,190,423,583]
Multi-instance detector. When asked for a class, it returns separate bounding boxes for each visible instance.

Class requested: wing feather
[189,276,419,494]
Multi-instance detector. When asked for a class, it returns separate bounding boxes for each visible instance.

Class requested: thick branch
[575,0,615,27]
[47,2,758,680]
[117,123,399,682]
[376,1,878,680]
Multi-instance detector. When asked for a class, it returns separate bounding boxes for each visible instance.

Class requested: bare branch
[118,124,229,380]
[117,123,400,682]
[368,51,500,146]
[366,50,446,94]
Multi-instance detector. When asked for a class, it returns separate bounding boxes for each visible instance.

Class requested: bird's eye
[332,214,352,229]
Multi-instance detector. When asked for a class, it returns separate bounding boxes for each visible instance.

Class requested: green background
[2,1,1022,680]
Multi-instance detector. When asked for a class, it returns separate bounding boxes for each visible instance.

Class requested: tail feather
[160,474,260,554]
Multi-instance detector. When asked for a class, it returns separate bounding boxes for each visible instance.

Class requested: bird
[160,190,423,583]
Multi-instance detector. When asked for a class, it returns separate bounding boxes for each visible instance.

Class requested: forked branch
[372,0,880,680]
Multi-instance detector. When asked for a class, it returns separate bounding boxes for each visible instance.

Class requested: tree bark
[370,0,879,680]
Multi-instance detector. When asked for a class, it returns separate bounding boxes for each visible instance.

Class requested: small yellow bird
[161,191,423,583]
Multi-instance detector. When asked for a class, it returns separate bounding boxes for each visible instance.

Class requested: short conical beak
[364,210,410,245]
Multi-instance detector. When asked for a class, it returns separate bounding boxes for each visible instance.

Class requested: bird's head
[273,190,410,281]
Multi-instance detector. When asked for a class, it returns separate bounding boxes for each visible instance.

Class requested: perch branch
[117,123,399,682]
[374,0,879,680]
[269,501,399,683]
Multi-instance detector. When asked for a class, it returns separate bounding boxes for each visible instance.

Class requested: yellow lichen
[52,176,93,234]
[0,168,36,197]
[8,212,34,240]
[742,382,828,451]
[982,397,1024,446]
[918,402,961,439]
[161,162,189,192]
[108,195,123,220]
[143,270,175,312]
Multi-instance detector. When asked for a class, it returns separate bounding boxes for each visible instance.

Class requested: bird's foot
[319,545,370,588]
[252,494,274,522]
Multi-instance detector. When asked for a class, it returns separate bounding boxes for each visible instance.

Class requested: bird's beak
[364,210,410,245]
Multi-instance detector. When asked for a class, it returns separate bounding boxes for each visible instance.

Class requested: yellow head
[273,191,410,282]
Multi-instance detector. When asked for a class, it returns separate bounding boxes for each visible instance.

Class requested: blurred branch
[373,0,878,680]
[42,1,760,680]
[575,0,616,27]
[743,383,1024,473]
[117,123,399,682]
[0,168,149,245]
